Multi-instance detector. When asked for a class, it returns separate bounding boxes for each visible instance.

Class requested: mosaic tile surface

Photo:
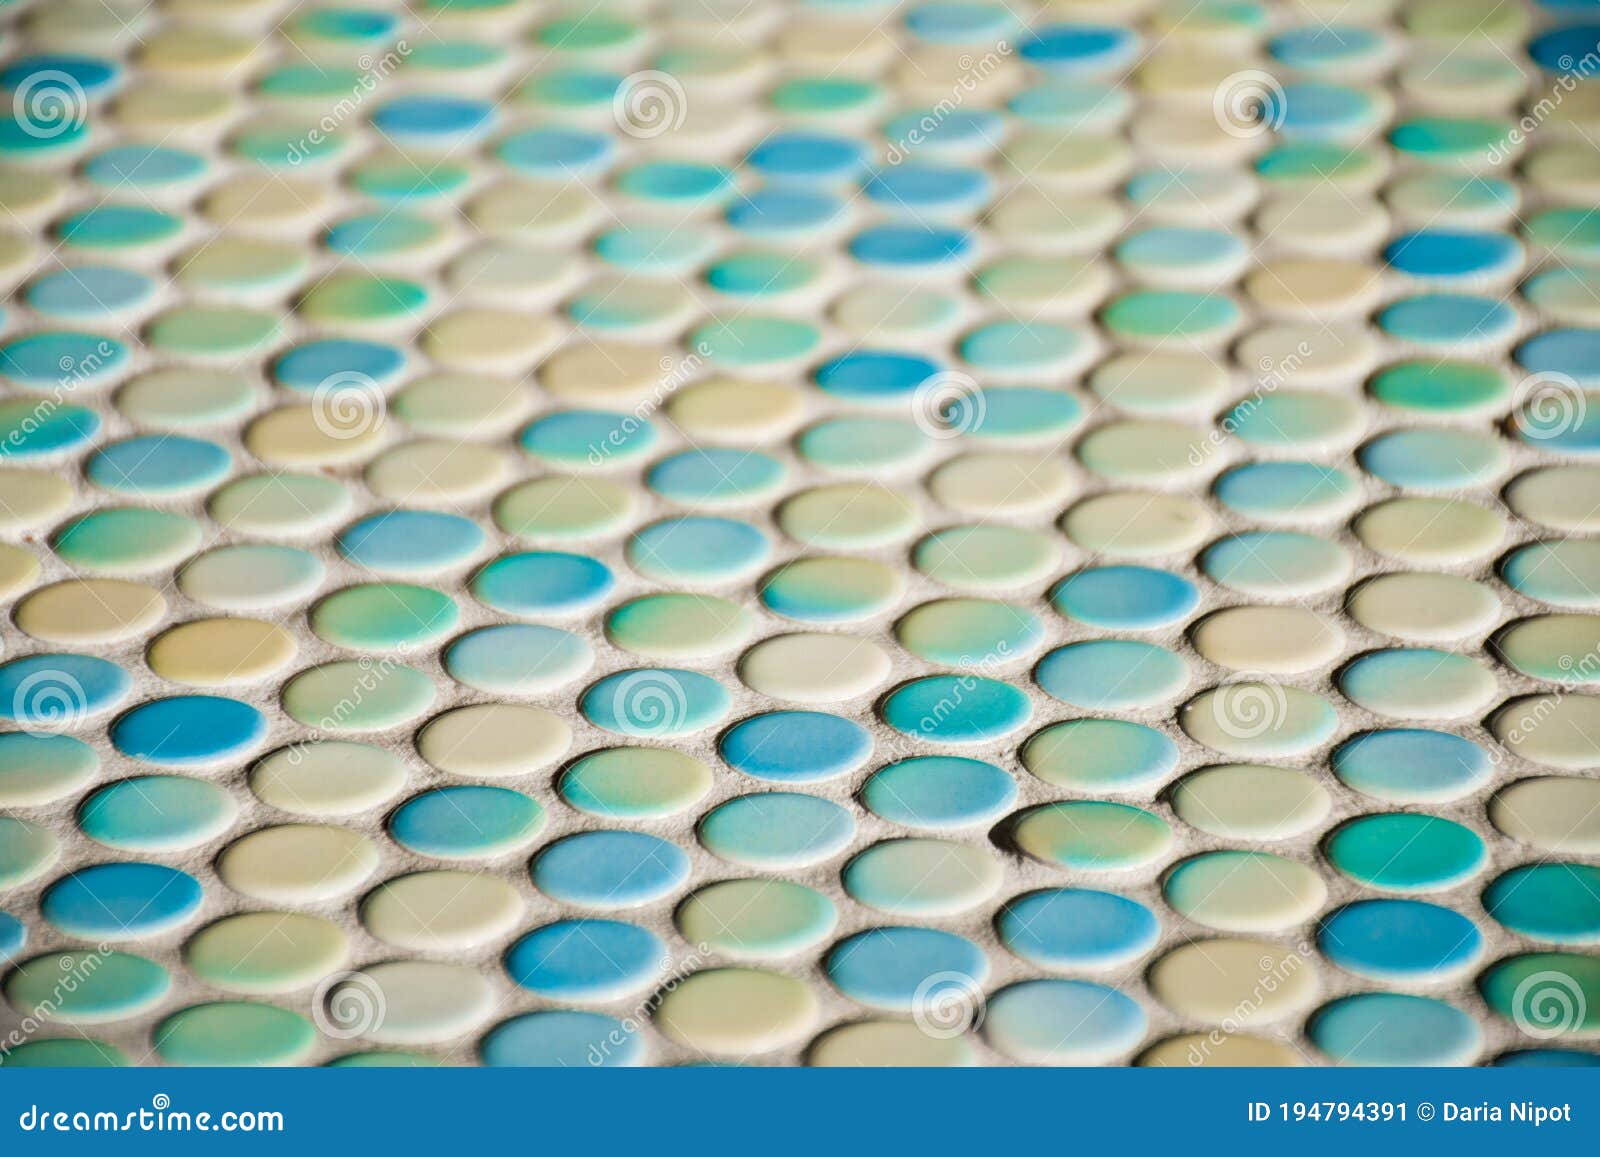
[0,0,1598,1068]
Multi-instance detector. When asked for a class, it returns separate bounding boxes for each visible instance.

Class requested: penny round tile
[1171,764,1331,841]
[185,912,346,995]
[506,919,664,1003]
[699,791,855,870]
[738,633,892,704]
[362,870,523,951]
[1325,813,1486,892]
[1490,777,1600,854]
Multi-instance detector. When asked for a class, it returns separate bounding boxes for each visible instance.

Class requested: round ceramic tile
[1088,350,1228,415]
[1505,466,1600,532]
[1138,1034,1303,1068]
[984,979,1146,1065]
[826,926,988,1013]
[738,633,891,704]
[1013,801,1172,872]
[1325,813,1486,892]
[532,831,690,910]
[1359,428,1508,490]
[557,745,710,819]
[1368,360,1509,417]
[606,593,754,660]
[249,741,406,819]
[0,469,72,533]
[1191,607,1344,674]
[472,551,615,618]
[1061,491,1212,557]
[1076,419,1209,484]
[1310,993,1480,1066]
[1333,728,1493,804]
[281,661,436,733]
[626,518,772,585]
[998,888,1160,971]
[0,402,100,461]
[1051,566,1198,630]
[185,912,346,995]
[311,583,459,651]
[1348,573,1502,643]
[581,668,731,738]
[927,453,1071,517]
[16,580,166,645]
[1484,864,1600,945]
[0,817,59,890]
[0,653,130,728]
[911,525,1062,591]
[390,785,545,861]
[1148,938,1319,1027]
[677,879,836,961]
[111,695,267,768]
[882,675,1031,745]
[1480,953,1600,1039]
[843,838,1001,917]
[761,556,904,623]
[362,870,523,951]
[115,371,249,428]
[777,482,919,548]
[699,791,855,870]
[1164,851,1327,932]
[493,476,636,541]
[209,473,352,538]
[218,824,378,904]
[655,968,818,1056]
[416,704,570,778]
[78,775,236,852]
[146,618,296,687]
[0,734,98,808]
[1034,640,1189,709]
[480,1010,642,1067]
[1338,648,1497,720]
[1178,684,1338,758]
[1353,497,1505,564]
[1490,777,1600,854]
[896,598,1042,666]
[53,508,203,574]
[807,1021,974,1067]
[4,950,169,1026]
[245,404,385,468]
[41,862,200,941]
[333,960,494,1047]
[1502,540,1600,608]
[337,511,485,577]
[443,625,593,696]
[1171,764,1331,841]
[1021,719,1178,794]
[505,919,664,1003]
[1200,533,1352,599]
